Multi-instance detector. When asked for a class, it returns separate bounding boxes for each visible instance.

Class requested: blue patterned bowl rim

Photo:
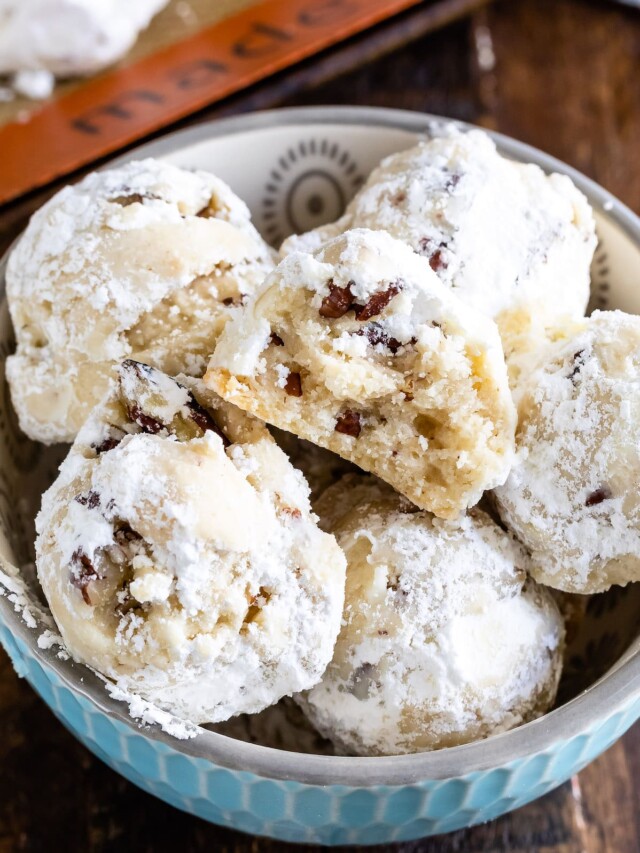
[2,106,640,787]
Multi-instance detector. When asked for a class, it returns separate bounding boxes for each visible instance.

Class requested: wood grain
[1,0,639,850]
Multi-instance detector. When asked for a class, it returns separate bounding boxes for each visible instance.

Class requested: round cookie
[494,310,640,593]
[206,228,516,519]
[36,361,346,723]
[282,127,596,322]
[298,475,564,756]
[6,158,274,443]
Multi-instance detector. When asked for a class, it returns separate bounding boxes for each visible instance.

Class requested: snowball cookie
[282,127,596,324]
[494,310,640,594]
[297,475,565,756]
[0,0,168,79]
[206,228,516,519]
[35,360,346,723]
[6,158,274,444]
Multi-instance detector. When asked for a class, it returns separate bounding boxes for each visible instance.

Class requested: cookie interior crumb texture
[6,158,275,444]
[494,310,640,593]
[298,475,564,756]
[206,228,516,519]
[35,361,347,723]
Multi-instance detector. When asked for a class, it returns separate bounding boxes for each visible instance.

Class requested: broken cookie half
[206,229,516,519]
[35,360,346,724]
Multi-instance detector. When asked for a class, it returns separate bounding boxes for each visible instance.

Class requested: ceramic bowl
[0,107,639,847]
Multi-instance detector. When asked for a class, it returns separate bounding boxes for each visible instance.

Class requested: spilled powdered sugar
[105,680,199,741]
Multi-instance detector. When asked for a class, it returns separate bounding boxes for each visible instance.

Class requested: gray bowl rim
[1,105,639,787]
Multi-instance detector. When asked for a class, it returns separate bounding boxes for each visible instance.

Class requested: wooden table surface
[1,0,640,850]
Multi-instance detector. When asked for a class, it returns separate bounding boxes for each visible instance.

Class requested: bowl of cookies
[0,106,639,846]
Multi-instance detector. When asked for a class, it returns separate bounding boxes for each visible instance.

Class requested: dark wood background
[1,0,639,850]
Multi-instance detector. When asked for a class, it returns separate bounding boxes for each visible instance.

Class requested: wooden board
[0,0,434,203]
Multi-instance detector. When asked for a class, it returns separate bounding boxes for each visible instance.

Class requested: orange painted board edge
[0,0,424,205]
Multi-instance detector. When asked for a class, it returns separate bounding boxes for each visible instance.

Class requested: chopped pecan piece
[428,248,447,272]
[110,193,146,207]
[70,549,101,606]
[127,403,164,435]
[185,397,229,446]
[119,360,229,446]
[196,205,214,218]
[418,238,449,272]
[319,279,355,319]
[92,427,125,455]
[356,322,402,354]
[335,410,362,438]
[354,281,403,321]
[75,491,100,509]
[114,523,143,546]
[284,372,303,397]
[585,486,612,507]
[569,349,586,382]
[282,506,302,519]
[93,436,121,454]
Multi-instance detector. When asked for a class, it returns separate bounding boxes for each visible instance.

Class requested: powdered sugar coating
[298,476,564,756]
[207,228,516,519]
[35,363,346,723]
[494,310,640,593]
[6,158,275,443]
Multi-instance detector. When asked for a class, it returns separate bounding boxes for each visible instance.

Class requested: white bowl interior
[1,109,639,762]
